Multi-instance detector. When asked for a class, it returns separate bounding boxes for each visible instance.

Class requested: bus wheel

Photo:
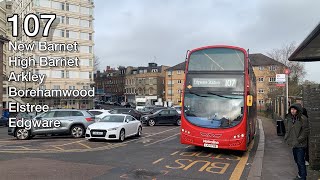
[148,119,156,126]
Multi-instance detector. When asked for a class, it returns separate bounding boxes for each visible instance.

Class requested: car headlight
[143,116,148,120]
[108,127,118,131]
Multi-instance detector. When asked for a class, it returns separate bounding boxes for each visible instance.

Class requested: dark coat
[284,103,310,148]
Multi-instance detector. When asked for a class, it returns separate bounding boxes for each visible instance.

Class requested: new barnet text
[9,41,78,52]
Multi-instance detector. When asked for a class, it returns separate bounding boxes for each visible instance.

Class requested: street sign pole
[286,73,289,114]
[284,69,290,114]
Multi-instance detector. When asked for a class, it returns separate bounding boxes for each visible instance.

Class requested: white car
[85,114,142,142]
[89,109,111,120]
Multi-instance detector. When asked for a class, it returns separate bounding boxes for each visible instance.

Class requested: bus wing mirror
[247,95,253,107]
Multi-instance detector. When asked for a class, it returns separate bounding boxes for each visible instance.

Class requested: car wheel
[176,119,181,126]
[119,129,125,142]
[148,119,156,126]
[15,128,31,140]
[71,125,84,138]
[136,126,142,137]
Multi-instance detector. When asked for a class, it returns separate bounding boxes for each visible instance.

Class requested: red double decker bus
[180,45,257,151]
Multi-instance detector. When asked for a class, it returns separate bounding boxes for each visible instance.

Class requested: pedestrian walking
[284,103,310,180]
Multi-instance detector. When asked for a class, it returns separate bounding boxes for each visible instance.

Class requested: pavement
[258,116,320,180]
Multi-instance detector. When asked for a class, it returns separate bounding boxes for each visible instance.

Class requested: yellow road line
[55,140,84,147]
[144,133,179,147]
[77,142,91,149]
[152,158,164,164]
[229,141,254,180]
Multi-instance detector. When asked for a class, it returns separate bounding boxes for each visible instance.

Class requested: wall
[303,84,320,170]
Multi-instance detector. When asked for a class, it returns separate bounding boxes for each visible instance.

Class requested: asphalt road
[0,124,257,180]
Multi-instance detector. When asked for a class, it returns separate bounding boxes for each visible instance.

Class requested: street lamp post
[170,70,173,102]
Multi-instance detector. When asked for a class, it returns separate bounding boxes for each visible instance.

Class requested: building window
[258,77,264,82]
[69,86,75,90]
[177,70,182,74]
[177,80,182,84]
[80,19,90,27]
[177,89,182,93]
[270,66,277,71]
[258,89,264,93]
[269,88,275,92]
[53,85,60,90]
[168,71,172,76]
[66,3,78,12]
[259,66,264,70]
[54,99,60,106]
[81,7,90,15]
[152,69,158,72]
[38,100,45,106]
[149,88,153,95]
[269,77,276,82]
[258,99,264,105]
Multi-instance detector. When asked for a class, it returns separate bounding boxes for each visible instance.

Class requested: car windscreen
[89,111,103,115]
[100,115,125,123]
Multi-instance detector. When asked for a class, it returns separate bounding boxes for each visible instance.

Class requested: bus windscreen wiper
[206,92,242,99]
[188,91,209,98]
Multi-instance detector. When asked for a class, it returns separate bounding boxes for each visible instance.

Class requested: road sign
[285,69,290,75]
[276,82,285,87]
[276,74,286,83]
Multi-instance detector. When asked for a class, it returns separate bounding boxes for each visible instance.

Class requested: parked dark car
[0,117,8,126]
[122,102,136,109]
[109,108,142,120]
[140,109,181,126]
[141,106,168,115]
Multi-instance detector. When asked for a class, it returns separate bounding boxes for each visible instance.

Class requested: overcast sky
[94,0,320,83]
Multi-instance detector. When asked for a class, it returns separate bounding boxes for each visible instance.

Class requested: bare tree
[267,42,307,97]
[267,42,306,82]
[94,56,101,72]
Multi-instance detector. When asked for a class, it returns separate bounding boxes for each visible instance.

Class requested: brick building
[94,66,126,102]
[249,53,287,111]
[165,62,186,105]
[124,63,169,104]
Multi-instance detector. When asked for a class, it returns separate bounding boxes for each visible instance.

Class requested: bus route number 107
[225,79,237,87]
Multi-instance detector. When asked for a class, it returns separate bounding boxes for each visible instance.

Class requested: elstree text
[8,102,49,113]
[9,118,61,130]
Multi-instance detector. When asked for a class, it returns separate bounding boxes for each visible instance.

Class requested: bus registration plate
[203,140,219,148]
[204,143,218,148]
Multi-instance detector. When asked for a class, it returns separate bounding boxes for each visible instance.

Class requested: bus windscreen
[184,92,244,128]
[188,48,244,71]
